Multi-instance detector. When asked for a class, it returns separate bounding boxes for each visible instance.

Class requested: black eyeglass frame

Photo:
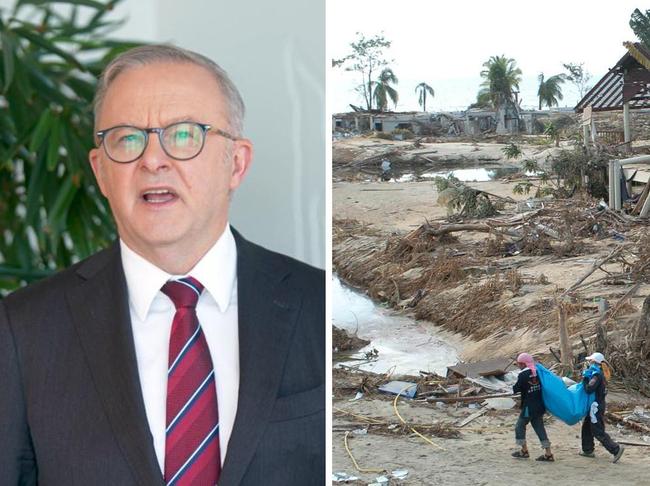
[95,121,238,164]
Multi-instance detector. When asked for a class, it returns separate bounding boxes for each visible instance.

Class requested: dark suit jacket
[0,230,325,485]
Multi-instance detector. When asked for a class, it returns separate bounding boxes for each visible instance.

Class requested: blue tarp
[536,363,595,425]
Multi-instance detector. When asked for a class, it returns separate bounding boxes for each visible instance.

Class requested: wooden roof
[575,42,650,113]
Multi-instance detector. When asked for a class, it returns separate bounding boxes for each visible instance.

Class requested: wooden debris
[426,392,517,404]
[562,247,624,297]
[606,411,650,434]
[617,440,650,447]
[455,407,488,427]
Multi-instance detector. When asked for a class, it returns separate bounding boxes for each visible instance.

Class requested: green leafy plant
[513,159,556,197]
[333,32,392,111]
[544,121,560,147]
[478,55,522,111]
[373,67,398,112]
[537,73,565,110]
[434,175,497,219]
[415,82,434,112]
[501,142,522,160]
[0,0,143,291]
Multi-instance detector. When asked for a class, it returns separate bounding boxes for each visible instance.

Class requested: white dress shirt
[120,225,239,473]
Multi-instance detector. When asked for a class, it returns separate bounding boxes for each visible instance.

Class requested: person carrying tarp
[579,352,625,463]
[511,353,554,462]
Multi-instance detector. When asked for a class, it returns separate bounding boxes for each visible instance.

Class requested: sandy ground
[332,138,650,485]
[333,393,650,486]
[333,179,527,233]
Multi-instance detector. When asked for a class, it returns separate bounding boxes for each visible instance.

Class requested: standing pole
[558,303,573,370]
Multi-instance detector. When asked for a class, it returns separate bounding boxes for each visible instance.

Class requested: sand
[333,393,650,485]
[332,138,650,485]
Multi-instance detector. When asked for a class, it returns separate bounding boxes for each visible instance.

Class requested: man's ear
[229,138,253,191]
[89,148,108,197]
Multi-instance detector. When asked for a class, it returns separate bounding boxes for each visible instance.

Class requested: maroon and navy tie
[161,277,220,485]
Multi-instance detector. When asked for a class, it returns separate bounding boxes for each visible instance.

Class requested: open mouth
[141,188,178,204]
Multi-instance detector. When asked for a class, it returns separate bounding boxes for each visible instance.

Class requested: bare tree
[333,32,392,111]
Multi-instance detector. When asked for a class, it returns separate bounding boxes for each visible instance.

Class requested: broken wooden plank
[426,392,518,404]
[455,407,488,427]
[461,386,482,397]
[561,247,623,297]
[605,411,650,434]
[617,440,650,447]
[632,180,650,215]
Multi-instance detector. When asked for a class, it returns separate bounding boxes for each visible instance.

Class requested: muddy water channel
[333,276,459,376]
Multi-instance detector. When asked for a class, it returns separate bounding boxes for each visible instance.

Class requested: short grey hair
[93,44,245,136]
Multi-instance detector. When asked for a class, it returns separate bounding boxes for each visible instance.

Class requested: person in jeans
[580,352,625,463]
[511,353,554,462]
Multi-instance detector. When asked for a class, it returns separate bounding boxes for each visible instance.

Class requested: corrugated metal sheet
[575,42,650,113]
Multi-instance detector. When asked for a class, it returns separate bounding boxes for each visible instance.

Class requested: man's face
[89,62,252,265]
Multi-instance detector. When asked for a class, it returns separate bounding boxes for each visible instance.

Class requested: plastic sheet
[536,363,595,425]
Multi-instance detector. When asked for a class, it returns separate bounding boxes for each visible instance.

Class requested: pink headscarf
[517,352,537,377]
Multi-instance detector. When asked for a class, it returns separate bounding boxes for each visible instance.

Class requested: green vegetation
[512,147,609,201]
[537,73,565,110]
[502,142,522,160]
[415,82,434,112]
[0,0,142,291]
[333,32,392,111]
[478,55,522,110]
[373,67,399,111]
[434,174,497,219]
[630,8,650,49]
[544,121,560,147]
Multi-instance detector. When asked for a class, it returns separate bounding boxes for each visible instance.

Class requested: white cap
[586,352,605,364]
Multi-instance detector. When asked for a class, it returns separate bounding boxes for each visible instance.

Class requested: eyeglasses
[96,121,238,164]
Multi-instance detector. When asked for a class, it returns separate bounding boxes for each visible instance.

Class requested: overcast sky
[328,1,644,113]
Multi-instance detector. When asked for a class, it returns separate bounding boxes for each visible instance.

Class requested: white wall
[151,0,325,269]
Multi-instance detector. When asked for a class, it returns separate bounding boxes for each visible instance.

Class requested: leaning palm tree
[373,67,399,111]
[537,73,565,110]
[479,55,522,111]
[415,82,435,112]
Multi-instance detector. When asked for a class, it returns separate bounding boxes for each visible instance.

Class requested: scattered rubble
[333,134,650,483]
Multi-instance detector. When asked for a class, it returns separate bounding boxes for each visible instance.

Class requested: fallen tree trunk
[423,223,521,239]
[562,247,623,297]
[605,411,650,434]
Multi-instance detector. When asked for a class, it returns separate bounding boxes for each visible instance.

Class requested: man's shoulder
[4,244,119,308]
[233,229,324,287]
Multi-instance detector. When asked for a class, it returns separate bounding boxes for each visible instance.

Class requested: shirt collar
[120,225,237,321]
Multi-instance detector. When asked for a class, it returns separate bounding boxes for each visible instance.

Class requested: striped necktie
[161,277,220,485]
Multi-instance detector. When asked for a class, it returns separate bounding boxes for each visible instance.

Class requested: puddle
[332,276,458,376]
[392,167,523,183]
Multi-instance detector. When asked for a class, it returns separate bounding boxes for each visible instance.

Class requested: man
[0,45,324,485]
[579,352,624,463]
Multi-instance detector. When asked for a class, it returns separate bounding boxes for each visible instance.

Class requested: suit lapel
[219,232,300,486]
[66,244,164,486]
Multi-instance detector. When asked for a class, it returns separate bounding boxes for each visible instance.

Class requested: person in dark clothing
[511,353,554,461]
[580,352,625,463]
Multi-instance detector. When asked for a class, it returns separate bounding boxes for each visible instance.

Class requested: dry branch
[562,247,624,297]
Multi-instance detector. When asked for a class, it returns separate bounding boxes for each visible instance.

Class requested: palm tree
[479,55,522,110]
[537,73,565,110]
[373,67,399,111]
[415,82,435,112]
